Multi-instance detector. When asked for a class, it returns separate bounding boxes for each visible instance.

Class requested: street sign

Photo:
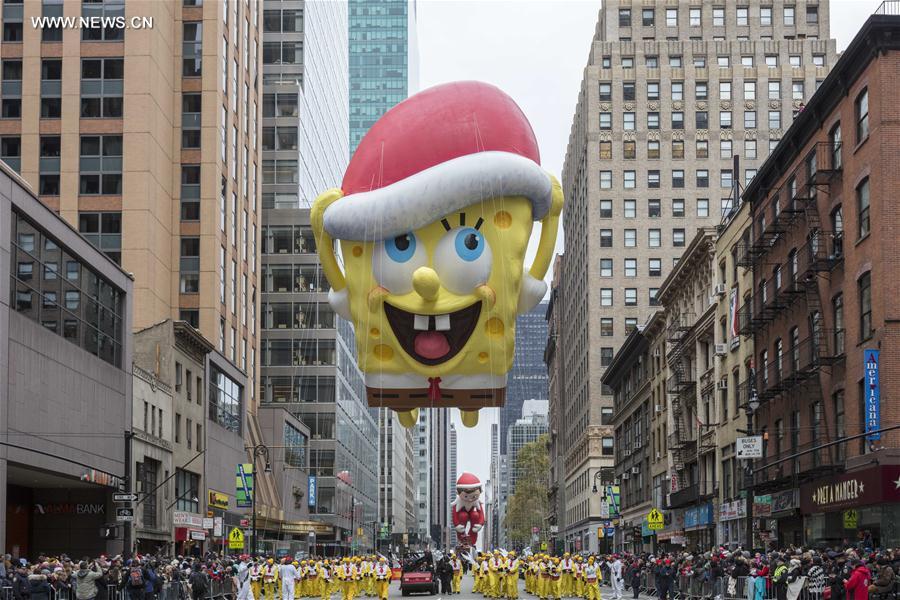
[240,518,250,528]
[202,517,214,530]
[115,507,134,522]
[540,542,547,551]
[647,508,664,530]
[843,509,858,529]
[236,464,254,508]
[736,436,763,459]
[597,527,604,539]
[113,493,137,503]
[228,527,245,550]
[214,517,223,537]
[600,501,609,519]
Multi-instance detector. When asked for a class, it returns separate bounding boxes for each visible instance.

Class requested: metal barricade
[0,586,13,600]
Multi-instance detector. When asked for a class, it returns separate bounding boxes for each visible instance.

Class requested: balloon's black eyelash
[441,218,452,231]
[474,217,484,231]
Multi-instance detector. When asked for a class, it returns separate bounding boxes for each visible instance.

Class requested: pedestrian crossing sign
[228,527,245,549]
[647,508,664,530]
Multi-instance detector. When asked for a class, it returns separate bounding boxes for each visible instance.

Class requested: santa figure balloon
[310,81,564,429]
[451,472,485,547]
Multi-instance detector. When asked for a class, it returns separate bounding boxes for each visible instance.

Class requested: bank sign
[864,350,880,440]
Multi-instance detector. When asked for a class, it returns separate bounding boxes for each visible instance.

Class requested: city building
[348,0,419,154]
[132,319,213,556]
[448,422,457,547]
[1,0,265,551]
[601,311,666,553]
[657,227,719,549]
[734,8,900,548]
[488,423,501,551]
[559,0,836,552]
[2,163,133,557]
[259,0,378,554]
[500,303,549,454]
[415,408,449,549]
[377,408,417,553]
[712,198,755,548]
[545,255,566,553]
[506,412,549,495]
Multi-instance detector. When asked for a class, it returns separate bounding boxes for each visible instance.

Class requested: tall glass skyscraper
[261,0,378,554]
[348,0,419,154]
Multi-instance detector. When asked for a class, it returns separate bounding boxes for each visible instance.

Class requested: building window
[599,229,613,248]
[744,139,757,160]
[139,459,159,529]
[830,124,842,170]
[768,80,781,100]
[600,259,613,277]
[856,88,869,143]
[599,171,612,189]
[648,199,661,218]
[624,199,636,218]
[209,365,243,434]
[696,140,709,158]
[857,178,870,239]
[11,210,123,366]
[602,437,614,456]
[720,111,732,129]
[39,59,61,119]
[672,111,684,130]
[38,136,60,195]
[618,8,631,27]
[859,272,872,341]
[624,258,637,277]
[672,199,685,217]
[182,94,202,148]
[263,8,303,32]
[262,126,299,151]
[672,170,684,188]
[179,237,200,294]
[1,60,22,119]
[262,159,299,184]
[1,136,20,173]
[263,40,303,65]
[3,0,23,41]
[649,288,660,306]
[624,170,636,189]
[689,7,701,26]
[623,82,636,101]
[695,111,708,130]
[697,198,709,217]
[721,170,733,189]
[598,82,612,101]
[666,8,677,26]
[624,229,636,248]
[79,135,123,195]
[81,58,124,118]
[649,258,662,277]
[599,112,612,130]
[600,318,614,337]
[601,288,613,307]
[599,140,612,159]
[624,289,637,306]
[717,56,730,67]
[647,82,660,100]
[284,422,307,468]
[648,112,660,130]
[745,110,757,129]
[672,140,684,159]
[82,0,125,41]
[599,199,612,218]
[174,469,200,513]
[623,112,635,131]
[720,139,732,160]
[181,165,201,221]
[673,229,686,247]
[648,171,660,188]
[78,212,122,264]
[623,140,636,159]
[649,229,661,248]
[783,5,795,26]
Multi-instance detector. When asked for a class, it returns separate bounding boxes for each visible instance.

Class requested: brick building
[736,9,900,548]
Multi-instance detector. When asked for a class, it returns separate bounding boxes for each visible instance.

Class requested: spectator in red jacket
[844,560,871,600]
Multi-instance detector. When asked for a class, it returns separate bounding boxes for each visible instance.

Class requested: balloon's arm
[310,188,346,291]
[528,174,564,280]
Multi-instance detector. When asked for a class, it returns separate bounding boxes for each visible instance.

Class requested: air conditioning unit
[613,478,620,485]
[655,404,663,413]
[622,472,630,480]
[631,466,640,474]
[656,452,662,460]
[717,380,729,390]
[653,348,661,358]
[715,283,727,297]
[715,343,728,356]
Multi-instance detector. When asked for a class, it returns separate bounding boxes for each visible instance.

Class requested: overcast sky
[415,0,882,486]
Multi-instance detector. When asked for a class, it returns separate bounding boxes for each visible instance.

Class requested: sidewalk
[599,583,659,600]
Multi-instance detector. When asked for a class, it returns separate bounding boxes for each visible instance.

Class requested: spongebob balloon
[310,81,563,429]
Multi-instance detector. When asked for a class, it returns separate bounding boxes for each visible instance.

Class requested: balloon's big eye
[385,233,416,263]
[454,228,485,262]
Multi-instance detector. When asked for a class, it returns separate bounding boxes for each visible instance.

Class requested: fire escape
[665,312,695,474]
[736,142,847,488]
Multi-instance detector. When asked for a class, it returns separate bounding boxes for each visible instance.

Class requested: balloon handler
[452,472,485,547]
[311,81,564,429]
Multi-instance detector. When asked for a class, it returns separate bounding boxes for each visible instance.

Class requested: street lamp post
[251,444,272,556]
[744,389,760,551]
[591,468,615,553]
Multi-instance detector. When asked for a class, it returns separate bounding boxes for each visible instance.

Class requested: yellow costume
[262,561,280,600]
[451,555,462,594]
[583,559,600,600]
[374,559,391,600]
[250,564,263,600]
[506,554,519,600]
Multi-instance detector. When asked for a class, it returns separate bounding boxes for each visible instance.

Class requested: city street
[381,576,648,600]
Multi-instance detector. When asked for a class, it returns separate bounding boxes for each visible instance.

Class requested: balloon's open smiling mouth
[383,302,482,366]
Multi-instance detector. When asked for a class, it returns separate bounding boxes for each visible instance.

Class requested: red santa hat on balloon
[323,80,551,314]
[323,81,552,242]
[456,472,483,491]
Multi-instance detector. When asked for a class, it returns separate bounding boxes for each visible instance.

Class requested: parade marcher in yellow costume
[489,551,504,599]
[450,552,462,594]
[374,557,391,600]
[560,553,573,597]
[262,558,280,600]
[338,558,356,600]
[538,555,550,600]
[506,552,520,600]
[481,554,492,597]
[318,561,332,600]
[250,560,263,600]
[574,556,585,599]
[583,557,600,600]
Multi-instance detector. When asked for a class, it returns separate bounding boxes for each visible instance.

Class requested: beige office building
[559,0,835,551]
